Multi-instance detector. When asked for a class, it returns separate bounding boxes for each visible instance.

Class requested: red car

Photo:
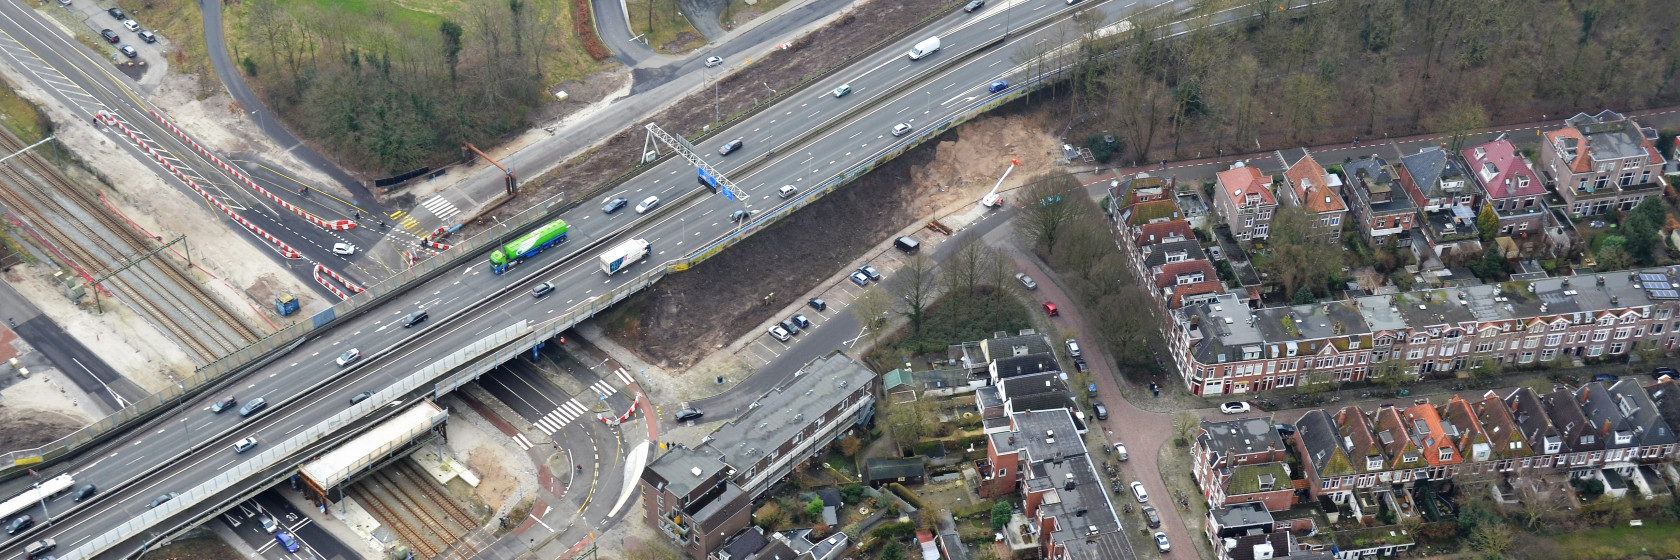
[1043,302,1058,316]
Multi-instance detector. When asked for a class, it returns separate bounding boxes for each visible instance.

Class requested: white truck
[907,36,941,60]
[600,238,650,275]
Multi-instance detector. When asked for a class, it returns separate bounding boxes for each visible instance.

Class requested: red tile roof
[1154,260,1218,289]
[1462,139,1544,199]
[1285,154,1347,214]
[1133,220,1194,247]
[1169,281,1225,309]
[1217,165,1275,207]
[1402,401,1463,467]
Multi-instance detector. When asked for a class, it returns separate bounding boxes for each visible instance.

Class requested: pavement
[0,278,139,411]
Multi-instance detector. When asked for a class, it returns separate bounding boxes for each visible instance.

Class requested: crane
[980,158,1021,208]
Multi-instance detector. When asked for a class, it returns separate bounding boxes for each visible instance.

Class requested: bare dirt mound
[0,407,81,451]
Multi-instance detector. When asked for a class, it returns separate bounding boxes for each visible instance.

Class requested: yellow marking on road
[389,210,406,219]
[400,217,421,230]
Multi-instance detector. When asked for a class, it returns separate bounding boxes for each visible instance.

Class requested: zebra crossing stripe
[421,196,462,220]
[590,380,617,396]
[614,368,635,385]
[512,433,533,450]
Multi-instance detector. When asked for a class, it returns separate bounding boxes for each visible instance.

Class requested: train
[489,219,568,275]
[0,473,74,521]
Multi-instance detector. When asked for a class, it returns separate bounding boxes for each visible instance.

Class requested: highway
[0,0,1183,557]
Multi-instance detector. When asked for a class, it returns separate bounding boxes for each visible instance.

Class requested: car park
[778,185,798,198]
[232,436,259,453]
[1043,302,1058,316]
[335,348,361,367]
[858,265,880,281]
[24,537,55,559]
[807,297,827,311]
[7,514,32,534]
[636,195,660,213]
[602,196,628,213]
[704,56,722,67]
[768,325,791,342]
[258,515,278,533]
[730,209,752,222]
[121,19,139,31]
[849,271,871,287]
[1130,481,1149,502]
[718,138,744,155]
[963,0,984,12]
[146,492,178,509]
[138,30,156,43]
[1220,401,1251,414]
[403,310,428,327]
[779,319,800,335]
[332,242,356,255]
[211,396,237,413]
[892,122,913,137]
[1091,401,1107,420]
[832,84,851,97]
[73,484,97,502]
[239,397,268,417]
[674,408,703,422]
[350,391,373,404]
[531,282,556,299]
[1114,443,1128,461]
[988,80,1009,93]
[1016,273,1036,289]
[275,531,301,553]
[119,45,137,58]
[100,29,118,43]
[791,314,811,329]
[1065,338,1081,357]
[1153,532,1171,553]
[1141,505,1160,528]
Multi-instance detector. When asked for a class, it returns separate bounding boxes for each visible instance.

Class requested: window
[1540,349,1557,361]
[1614,327,1632,339]
[1519,352,1535,364]
[1524,336,1540,349]
[1439,447,1453,461]
[1550,321,1569,332]
[1610,342,1625,354]
[1640,171,1651,184]
[1544,334,1561,346]
[1658,309,1672,321]
[997,469,1007,477]
[1592,329,1610,342]
[1587,345,1604,357]
[1653,323,1665,335]
[1624,159,1640,169]
[1408,349,1423,360]
[1595,175,1609,190]
[1619,172,1634,187]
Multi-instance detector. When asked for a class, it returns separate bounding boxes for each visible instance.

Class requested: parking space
[43,1,167,67]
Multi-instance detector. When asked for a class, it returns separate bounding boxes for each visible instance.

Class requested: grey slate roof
[1647,378,1680,438]
[1295,409,1344,477]
[994,353,1061,380]
[980,333,1053,362]
[1542,387,1603,454]
[1198,418,1286,458]
[1400,146,1470,201]
[1577,381,1636,450]
[1606,378,1678,448]
[1341,155,1417,216]
[1505,386,1564,455]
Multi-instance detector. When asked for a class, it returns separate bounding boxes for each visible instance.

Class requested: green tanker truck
[489,219,568,274]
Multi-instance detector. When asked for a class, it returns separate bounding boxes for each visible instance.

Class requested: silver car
[892,122,913,137]
[232,436,258,453]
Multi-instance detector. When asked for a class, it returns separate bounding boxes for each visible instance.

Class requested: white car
[892,122,913,137]
[335,348,361,367]
[704,56,722,67]
[1065,338,1081,357]
[1130,481,1149,503]
[778,185,798,199]
[332,242,356,255]
[121,18,139,31]
[1220,401,1252,415]
[232,436,258,453]
[768,325,791,342]
[636,196,660,214]
[1114,442,1128,461]
[1153,532,1171,553]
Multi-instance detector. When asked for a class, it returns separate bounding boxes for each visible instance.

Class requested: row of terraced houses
[1107,110,1677,397]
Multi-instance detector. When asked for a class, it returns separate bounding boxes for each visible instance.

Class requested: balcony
[658,511,695,545]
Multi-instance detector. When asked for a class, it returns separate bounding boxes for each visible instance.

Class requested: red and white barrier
[609,395,640,423]
[422,226,453,251]
[312,263,364,300]
[147,110,356,232]
[95,112,302,259]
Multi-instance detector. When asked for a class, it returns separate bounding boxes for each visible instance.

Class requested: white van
[907,36,941,60]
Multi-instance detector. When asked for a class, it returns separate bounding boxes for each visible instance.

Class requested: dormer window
[1367,456,1382,470]
[1439,447,1453,461]
[1615,432,1633,445]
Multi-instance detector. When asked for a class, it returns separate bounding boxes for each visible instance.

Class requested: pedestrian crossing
[613,367,635,385]
[533,398,591,434]
[421,195,462,221]
[512,432,534,451]
[589,379,619,397]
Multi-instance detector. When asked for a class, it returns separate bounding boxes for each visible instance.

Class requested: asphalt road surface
[0,279,139,410]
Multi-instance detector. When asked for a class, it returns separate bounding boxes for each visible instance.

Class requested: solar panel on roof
[1650,290,1680,299]
[1640,274,1668,282]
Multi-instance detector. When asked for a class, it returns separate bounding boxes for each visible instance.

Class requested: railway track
[349,460,481,559]
[0,129,259,362]
[392,460,479,529]
[348,485,441,559]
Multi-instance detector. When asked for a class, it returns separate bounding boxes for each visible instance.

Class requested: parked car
[1220,401,1251,414]
[1073,358,1088,372]
[807,297,827,311]
[635,196,660,214]
[858,264,881,281]
[1592,373,1620,383]
[987,79,1009,93]
[119,44,137,58]
[232,436,259,453]
[350,391,373,404]
[532,282,555,298]
[1275,423,1296,436]
[332,242,356,255]
[106,8,124,19]
[1043,302,1058,316]
[138,30,156,43]
[1654,366,1679,377]
[1114,442,1128,461]
[891,122,913,137]
[210,396,237,413]
[335,348,361,367]
[100,29,118,43]
[779,319,800,335]
[963,0,985,12]
[674,408,703,422]
[602,196,628,213]
[1130,481,1149,503]
[1016,273,1036,289]
[768,325,792,342]
[1092,401,1107,420]
[238,397,267,417]
[1153,531,1171,553]
[718,138,744,156]
[832,84,851,97]
[1141,505,1160,528]
[850,271,871,287]
[1065,338,1081,357]
[146,492,178,509]
[704,56,722,67]
[791,314,811,329]
[121,19,139,31]
[275,531,300,553]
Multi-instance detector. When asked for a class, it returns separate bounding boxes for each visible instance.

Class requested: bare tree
[1258,205,1337,299]
[851,285,893,348]
[1017,173,1083,255]
[1433,99,1489,153]
[890,254,938,334]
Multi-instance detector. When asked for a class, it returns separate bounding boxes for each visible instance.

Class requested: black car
[1654,366,1678,378]
[779,319,800,335]
[107,7,124,19]
[100,29,119,43]
[146,492,178,509]
[1591,373,1619,384]
[807,297,827,311]
[403,310,428,327]
[674,408,703,422]
[718,138,744,156]
[7,514,32,535]
[349,391,373,405]
[602,197,628,213]
[1073,357,1088,372]
[730,209,752,222]
[532,282,555,298]
[963,0,984,12]
[73,484,97,502]
[210,396,237,413]
[1092,401,1108,421]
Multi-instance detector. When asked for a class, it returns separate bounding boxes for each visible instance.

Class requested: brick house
[1402,401,1463,480]
[1279,152,1347,243]
[1540,387,1604,474]
[1293,409,1356,503]
[1504,386,1564,469]
[1338,155,1418,245]
[1399,146,1479,260]
[1538,110,1668,217]
[1193,418,1290,509]
[1153,260,1224,310]
[1438,396,1493,474]
[1333,405,1389,486]
[1371,404,1430,485]
[1214,162,1276,241]
[1462,138,1551,238]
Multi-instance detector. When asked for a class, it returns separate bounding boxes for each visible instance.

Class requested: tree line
[238,0,590,174]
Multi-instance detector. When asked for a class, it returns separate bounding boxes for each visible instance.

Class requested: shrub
[871,520,917,541]
[807,498,825,519]
[990,501,1012,529]
[841,484,866,505]
[887,483,927,510]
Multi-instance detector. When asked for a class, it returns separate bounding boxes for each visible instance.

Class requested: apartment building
[1339,155,1418,244]
[1398,146,1479,258]
[1193,418,1291,510]
[1279,153,1348,243]
[1462,138,1551,237]
[1538,110,1667,217]
[1214,162,1277,240]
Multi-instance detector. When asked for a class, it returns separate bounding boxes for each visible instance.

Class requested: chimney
[1597,275,1605,286]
